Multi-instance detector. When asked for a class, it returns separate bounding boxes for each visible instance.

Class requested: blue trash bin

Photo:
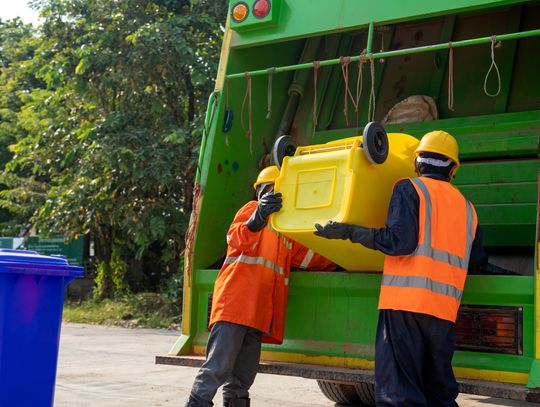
[0,249,83,407]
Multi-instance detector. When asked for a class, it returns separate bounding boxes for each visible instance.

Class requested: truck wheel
[317,380,376,406]
[354,381,375,406]
[317,380,361,405]
[362,121,389,164]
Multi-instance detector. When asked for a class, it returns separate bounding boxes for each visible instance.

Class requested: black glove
[348,225,375,249]
[314,221,350,239]
[246,192,282,232]
[314,221,375,249]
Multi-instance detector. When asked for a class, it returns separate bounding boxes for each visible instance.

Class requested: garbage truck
[156,0,540,404]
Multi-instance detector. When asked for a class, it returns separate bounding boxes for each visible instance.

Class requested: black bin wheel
[362,121,389,164]
[317,380,375,406]
[272,135,297,168]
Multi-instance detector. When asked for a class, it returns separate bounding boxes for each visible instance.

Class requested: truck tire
[317,380,361,405]
[354,381,375,406]
[317,380,376,406]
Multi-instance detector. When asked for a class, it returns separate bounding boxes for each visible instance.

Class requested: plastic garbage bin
[272,131,418,271]
[0,249,83,407]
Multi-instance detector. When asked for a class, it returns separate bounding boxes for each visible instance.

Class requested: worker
[314,131,487,407]
[186,166,335,407]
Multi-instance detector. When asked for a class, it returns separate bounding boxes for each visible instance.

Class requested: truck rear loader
[157,0,540,404]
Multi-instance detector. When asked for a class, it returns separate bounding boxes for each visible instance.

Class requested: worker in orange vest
[186,166,335,407]
[314,131,487,407]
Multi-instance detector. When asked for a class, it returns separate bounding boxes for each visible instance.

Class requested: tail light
[231,2,249,23]
[455,305,523,355]
[253,0,271,18]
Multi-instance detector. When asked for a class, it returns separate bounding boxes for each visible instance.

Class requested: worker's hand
[246,192,282,232]
[314,221,350,240]
[258,192,282,218]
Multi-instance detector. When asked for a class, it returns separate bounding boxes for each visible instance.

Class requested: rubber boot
[185,394,214,407]
[223,397,250,407]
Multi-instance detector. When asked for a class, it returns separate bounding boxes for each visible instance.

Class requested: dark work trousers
[189,321,262,406]
[375,310,459,407]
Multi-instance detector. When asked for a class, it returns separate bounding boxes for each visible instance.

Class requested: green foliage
[0,0,227,298]
[63,292,181,328]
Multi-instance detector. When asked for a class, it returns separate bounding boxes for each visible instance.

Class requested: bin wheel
[362,121,389,164]
[272,135,296,168]
[316,380,375,406]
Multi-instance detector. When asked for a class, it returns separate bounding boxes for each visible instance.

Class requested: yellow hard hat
[253,166,280,190]
[415,130,460,167]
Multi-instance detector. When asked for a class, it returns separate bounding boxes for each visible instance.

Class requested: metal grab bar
[225,27,540,80]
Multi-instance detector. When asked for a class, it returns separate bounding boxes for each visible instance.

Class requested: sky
[0,0,41,25]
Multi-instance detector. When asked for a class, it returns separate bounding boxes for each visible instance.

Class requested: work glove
[314,221,350,239]
[314,221,375,249]
[246,192,282,232]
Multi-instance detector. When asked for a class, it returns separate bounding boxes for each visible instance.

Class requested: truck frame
[157,0,540,404]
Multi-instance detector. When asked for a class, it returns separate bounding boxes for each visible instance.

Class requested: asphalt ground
[55,323,538,407]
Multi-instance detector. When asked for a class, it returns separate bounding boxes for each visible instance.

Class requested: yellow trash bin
[271,131,419,271]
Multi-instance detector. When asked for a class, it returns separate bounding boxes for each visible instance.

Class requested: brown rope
[448,42,454,111]
[356,53,366,134]
[340,56,356,126]
[484,35,501,97]
[312,61,321,137]
[184,183,202,287]
[266,67,276,119]
[241,72,253,153]
[367,56,376,122]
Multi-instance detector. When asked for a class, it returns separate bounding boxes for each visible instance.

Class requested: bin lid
[0,249,84,277]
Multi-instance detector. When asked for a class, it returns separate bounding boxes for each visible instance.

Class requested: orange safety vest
[210,201,335,344]
[378,177,478,322]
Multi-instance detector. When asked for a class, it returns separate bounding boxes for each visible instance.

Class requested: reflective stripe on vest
[382,178,476,303]
[224,254,284,276]
[381,274,463,301]
[411,178,476,272]
[299,249,314,269]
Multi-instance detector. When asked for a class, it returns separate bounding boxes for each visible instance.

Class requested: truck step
[156,355,540,403]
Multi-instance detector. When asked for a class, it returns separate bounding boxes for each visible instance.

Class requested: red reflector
[253,0,271,18]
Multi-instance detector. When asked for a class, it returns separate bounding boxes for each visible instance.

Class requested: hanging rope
[484,35,501,97]
[241,72,253,153]
[266,67,276,119]
[356,53,366,134]
[340,56,356,126]
[367,56,376,123]
[448,42,454,111]
[312,61,321,138]
[184,183,202,287]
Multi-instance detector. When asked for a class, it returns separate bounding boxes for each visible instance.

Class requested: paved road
[55,323,538,406]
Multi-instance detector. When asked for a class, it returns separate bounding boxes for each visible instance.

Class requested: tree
[0,0,227,297]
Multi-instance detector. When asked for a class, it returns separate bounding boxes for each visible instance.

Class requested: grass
[63,292,181,329]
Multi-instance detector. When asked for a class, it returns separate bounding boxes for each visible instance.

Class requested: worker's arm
[314,180,418,256]
[226,193,282,251]
[290,244,337,271]
[225,201,267,251]
[371,179,419,255]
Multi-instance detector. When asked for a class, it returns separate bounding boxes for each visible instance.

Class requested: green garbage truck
[157,0,540,404]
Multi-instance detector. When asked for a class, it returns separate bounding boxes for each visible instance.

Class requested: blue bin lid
[0,249,84,277]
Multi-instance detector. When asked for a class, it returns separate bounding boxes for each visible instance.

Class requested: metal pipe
[276,36,322,137]
[226,28,540,80]
[366,22,374,55]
